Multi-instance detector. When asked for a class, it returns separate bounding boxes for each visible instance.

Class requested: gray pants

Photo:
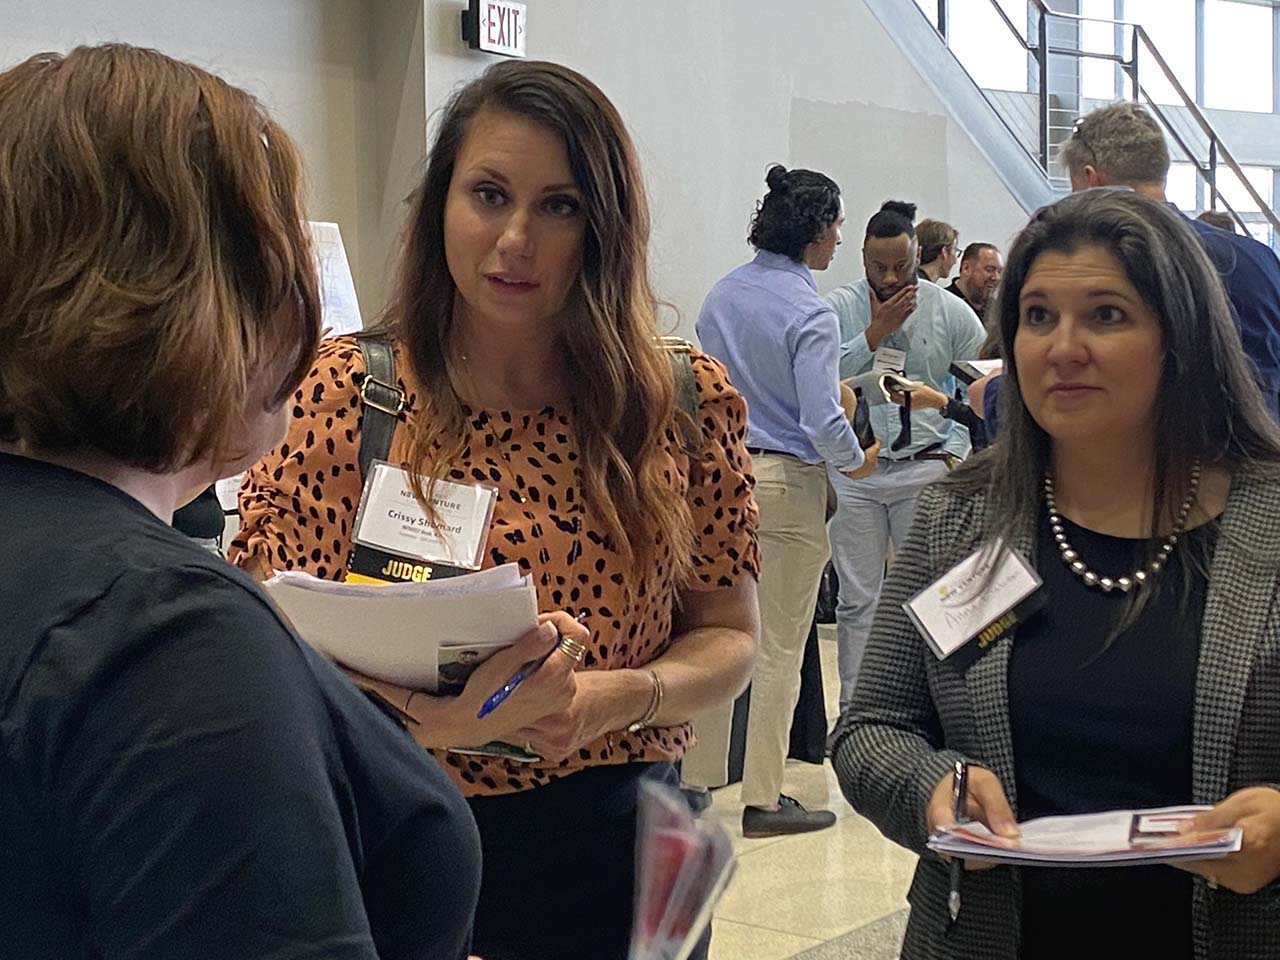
[826,458,948,711]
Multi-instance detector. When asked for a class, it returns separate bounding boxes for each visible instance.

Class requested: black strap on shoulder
[355,336,404,481]
[659,336,701,455]
[354,335,695,476]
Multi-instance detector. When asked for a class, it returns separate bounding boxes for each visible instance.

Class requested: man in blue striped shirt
[689,165,879,838]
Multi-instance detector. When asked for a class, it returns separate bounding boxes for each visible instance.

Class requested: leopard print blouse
[230,335,759,797]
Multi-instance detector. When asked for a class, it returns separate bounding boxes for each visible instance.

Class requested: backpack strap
[659,336,701,456]
[354,336,405,481]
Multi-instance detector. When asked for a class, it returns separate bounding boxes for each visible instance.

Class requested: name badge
[904,542,1043,661]
[352,462,497,570]
[872,346,907,376]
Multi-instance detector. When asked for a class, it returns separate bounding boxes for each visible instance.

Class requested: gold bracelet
[627,669,663,733]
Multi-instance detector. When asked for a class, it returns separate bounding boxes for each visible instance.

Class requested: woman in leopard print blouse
[232,61,759,960]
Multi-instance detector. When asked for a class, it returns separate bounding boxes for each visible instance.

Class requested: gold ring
[558,637,587,662]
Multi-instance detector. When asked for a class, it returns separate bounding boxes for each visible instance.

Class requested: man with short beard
[946,242,1003,318]
[824,200,986,717]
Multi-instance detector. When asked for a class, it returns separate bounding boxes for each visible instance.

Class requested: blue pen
[476,611,589,719]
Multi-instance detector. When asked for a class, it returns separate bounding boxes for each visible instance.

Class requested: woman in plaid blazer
[832,189,1280,959]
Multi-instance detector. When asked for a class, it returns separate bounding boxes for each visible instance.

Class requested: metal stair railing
[917,0,1280,240]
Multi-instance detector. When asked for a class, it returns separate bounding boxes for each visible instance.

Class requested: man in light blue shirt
[687,165,878,839]
[826,201,985,713]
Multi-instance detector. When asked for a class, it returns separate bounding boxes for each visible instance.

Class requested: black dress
[1009,508,1217,959]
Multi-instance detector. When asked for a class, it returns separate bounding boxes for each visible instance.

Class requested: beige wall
[0,0,427,320]
[1,0,1030,339]
[420,0,1030,340]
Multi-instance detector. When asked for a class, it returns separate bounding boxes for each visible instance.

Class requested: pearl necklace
[1043,460,1201,594]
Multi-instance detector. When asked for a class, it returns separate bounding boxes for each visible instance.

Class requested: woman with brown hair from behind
[0,43,480,960]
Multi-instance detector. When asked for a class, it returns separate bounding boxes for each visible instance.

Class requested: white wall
[1,0,1031,339]
[422,0,1030,340]
[0,0,427,319]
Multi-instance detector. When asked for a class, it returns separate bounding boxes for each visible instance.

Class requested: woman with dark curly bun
[686,165,880,838]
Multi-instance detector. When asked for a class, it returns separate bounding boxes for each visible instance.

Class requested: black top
[0,453,481,960]
[944,278,980,315]
[172,483,225,540]
[1010,509,1216,959]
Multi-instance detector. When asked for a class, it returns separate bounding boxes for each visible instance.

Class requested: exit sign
[462,0,527,59]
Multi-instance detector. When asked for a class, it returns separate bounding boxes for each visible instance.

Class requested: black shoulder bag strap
[355,335,696,477]
[659,336,701,456]
[355,336,406,482]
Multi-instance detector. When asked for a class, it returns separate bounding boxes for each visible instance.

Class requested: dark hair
[952,188,1280,634]
[371,59,693,584]
[0,44,320,472]
[865,200,917,240]
[747,165,842,261]
[960,242,998,266]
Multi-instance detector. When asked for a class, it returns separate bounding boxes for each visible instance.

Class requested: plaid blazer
[832,460,1280,959]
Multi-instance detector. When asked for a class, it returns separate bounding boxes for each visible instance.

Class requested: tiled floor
[705,629,918,960]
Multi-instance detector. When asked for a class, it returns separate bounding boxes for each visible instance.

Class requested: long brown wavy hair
[371,60,693,584]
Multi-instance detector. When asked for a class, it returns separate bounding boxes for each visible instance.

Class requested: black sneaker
[741,795,837,838]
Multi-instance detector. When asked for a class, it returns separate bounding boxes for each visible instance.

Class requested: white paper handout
[929,806,1242,867]
[263,562,537,690]
[308,221,363,337]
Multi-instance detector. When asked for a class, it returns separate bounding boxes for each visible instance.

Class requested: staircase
[865,0,1280,247]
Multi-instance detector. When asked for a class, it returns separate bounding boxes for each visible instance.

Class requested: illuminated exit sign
[462,0,527,58]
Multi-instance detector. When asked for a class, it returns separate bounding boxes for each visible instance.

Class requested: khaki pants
[681,454,831,807]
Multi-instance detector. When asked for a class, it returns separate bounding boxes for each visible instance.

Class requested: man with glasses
[916,218,959,283]
[824,200,986,716]
[1062,101,1280,418]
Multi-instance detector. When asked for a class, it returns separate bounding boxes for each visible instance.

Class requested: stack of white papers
[263,564,537,691]
[928,806,1242,867]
